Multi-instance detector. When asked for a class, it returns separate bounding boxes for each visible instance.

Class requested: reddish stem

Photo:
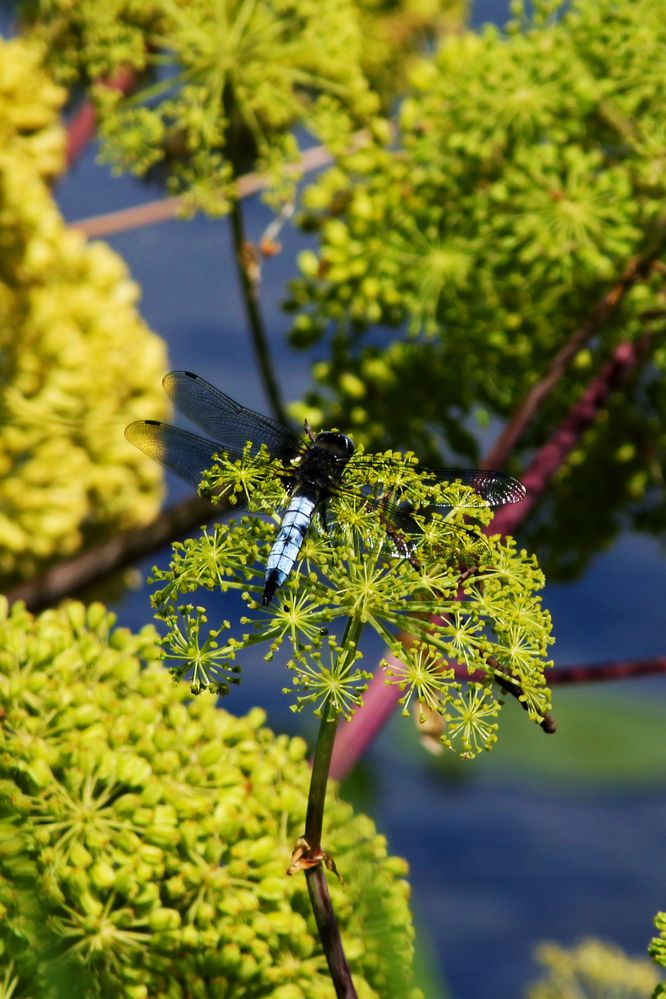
[5,494,216,612]
[65,67,137,168]
[68,142,339,235]
[483,255,657,469]
[458,657,666,686]
[546,657,666,684]
[305,867,357,998]
[489,331,653,537]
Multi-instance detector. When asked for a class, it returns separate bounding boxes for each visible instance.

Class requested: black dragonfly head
[311,431,355,462]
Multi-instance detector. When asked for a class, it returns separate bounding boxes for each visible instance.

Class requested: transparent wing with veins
[125,370,304,492]
[125,371,526,542]
[346,453,526,509]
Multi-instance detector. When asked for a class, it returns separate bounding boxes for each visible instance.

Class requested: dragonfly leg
[318,498,330,533]
[303,418,317,444]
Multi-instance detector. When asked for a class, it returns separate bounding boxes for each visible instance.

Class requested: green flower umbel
[0,599,421,998]
[152,445,554,758]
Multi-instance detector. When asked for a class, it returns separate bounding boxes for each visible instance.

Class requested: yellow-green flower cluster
[527,938,660,999]
[354,0,467,102]
[0,36,66,179]
[151,451,553,757]
[0,598,422,998]
[650,912,666,997]
[0,37,168,587]
[18,0,397,214]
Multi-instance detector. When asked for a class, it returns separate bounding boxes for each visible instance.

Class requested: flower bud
[90,861,115,890]
[148,907,182,932]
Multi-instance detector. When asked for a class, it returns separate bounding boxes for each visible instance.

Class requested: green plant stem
[304,699,338,851]
[305,612,364,847]
[228,199,288,426]
[304,703,357,998]
[302,615,364,998]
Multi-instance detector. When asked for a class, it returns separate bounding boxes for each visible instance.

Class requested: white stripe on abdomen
[263,492,317,602]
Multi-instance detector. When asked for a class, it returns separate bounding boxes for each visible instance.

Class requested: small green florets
[0,598,422,998]
[151,449,553,758]
[0,37,168,590]
[649,912,666,980]
[20,0,384,215]
[527,937,661,998]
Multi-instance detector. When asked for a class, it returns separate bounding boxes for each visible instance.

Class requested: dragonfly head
[313,431,355,462]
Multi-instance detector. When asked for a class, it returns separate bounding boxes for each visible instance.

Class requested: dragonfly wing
[423,468,526,507]
[346,455,526,508]
[163,370,302,459]
[125,420,229,490]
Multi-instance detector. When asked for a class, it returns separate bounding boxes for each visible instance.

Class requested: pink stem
[483,255,655,470]
[460,657,666,685]
[546,656,666,684]
[65,67,137,168]
[490,332,652,537]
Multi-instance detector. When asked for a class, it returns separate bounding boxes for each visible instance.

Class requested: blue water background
[14,0,664,993]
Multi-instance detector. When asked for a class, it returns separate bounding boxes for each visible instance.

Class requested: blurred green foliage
[526,938,659,999]
[0,598,422,998]
[650,913,666,998]
[285,0,666,579]
[18,0,464,214]
[452,686,666,786]
[0,35,63,177]
[0,36,168,588]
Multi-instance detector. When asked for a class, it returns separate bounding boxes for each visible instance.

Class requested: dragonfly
[125,371,526,605]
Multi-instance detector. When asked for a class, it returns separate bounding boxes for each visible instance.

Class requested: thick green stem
[228,200,288,426]
[304,701,357,998]
[300,615,364,997]
[304,614,363,846]
[304,700,338,850]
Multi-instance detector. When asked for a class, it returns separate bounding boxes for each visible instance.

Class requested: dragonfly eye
[314,431,355,460]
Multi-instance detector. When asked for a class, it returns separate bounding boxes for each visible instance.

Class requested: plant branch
[488,329,654,536]
[302,703,357,997]
[330,654,666,780]
[293,617,368,997]
[330,666,401,781]
[290,702,357,997]
[228,198,288,426]
[547,656,666,684]
[483,253,661,470]
[456,656,666,686]
[490,659,557,733]
[305,864,357,999]
[304,701,339,852]
[68,143,339,237]
[4,494,218,612]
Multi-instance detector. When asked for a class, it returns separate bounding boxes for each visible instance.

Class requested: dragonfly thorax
[312,431,355,460]
[290,431,355,492]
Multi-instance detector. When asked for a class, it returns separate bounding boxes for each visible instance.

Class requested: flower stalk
[302,703,357,997]
[292,616,367,996]
[228,196,288,426]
